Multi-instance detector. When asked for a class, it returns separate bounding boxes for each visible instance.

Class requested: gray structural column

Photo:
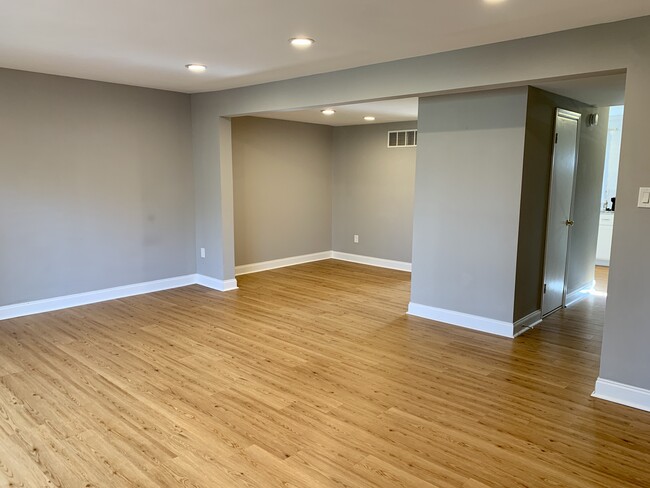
[410,88,527,325]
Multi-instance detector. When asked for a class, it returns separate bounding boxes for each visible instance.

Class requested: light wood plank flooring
[0,261,648,487]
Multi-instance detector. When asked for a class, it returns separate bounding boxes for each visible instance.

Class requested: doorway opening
[539,105,625,318]
[526,73,625,332]
[229,98,418,279]
[594,105,624,274]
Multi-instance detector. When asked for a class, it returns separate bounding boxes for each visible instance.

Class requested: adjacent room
[231,98,418,276]
[1,2,650,487]
[231,75,622,337]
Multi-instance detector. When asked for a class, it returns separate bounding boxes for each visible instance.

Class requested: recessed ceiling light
[321,109,336,116]
[290,37,315,48]
[484,0,506,4]
[185,64,207,73]
[364,116,376,121]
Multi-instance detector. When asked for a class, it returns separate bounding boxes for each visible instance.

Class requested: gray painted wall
[232,117,333,266]
[600,58,650,389]
[0,68,195,306]
[514,88,557,320]
[514,88,609,321]
[191,16,650,391]
[0,14,645,394]
[411,88,528,322]
[332,122,416,262]
[191,103,231,280]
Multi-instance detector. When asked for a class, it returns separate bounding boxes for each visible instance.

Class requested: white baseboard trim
[595,259,610,267]
[0,275,196,321]
[331,251,411,272]
[235,251,332,276]
[407,302,514,338]
[0,273,238,321]
[513,309,542,336]
[195,274,239,292]
[565,280,596,307]
[592,378,650,413]
[235,250,412,276]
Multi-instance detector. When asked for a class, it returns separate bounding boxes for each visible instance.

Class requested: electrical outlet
[200,248,206,258]
[353,235,359,244]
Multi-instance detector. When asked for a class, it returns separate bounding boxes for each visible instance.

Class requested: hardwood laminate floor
[1,261,648,487]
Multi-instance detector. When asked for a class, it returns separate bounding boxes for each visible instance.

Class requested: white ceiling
[256,98,419,127]
[0,1,649,93]
[252,73,626,127]
[533,73,627,107]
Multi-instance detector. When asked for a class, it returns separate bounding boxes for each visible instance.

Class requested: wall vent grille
[387,129,417,148]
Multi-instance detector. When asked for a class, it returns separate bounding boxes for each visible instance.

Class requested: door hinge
[543,283,547,294]
[555,133,558,144]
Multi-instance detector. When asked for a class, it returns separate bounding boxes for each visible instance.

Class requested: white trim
[196,274,239,292]
[0,273,239,321]
[595,258,610,267]
[0,275,196,320]
[407,302,514,338]
[565,280,595,307]
[513,309,542,336]
[235,251,332,276]
[331,251,411,272]
[592,378,650,413]
[1,251,408,320]
[235,251,412,276]
[1,250,408,320]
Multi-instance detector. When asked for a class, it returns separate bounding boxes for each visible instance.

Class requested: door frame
[541,108,582,317]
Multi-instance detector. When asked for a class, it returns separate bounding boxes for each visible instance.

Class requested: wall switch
[353,234,359,244]
[200,247,206,258]
[638,187,650,208]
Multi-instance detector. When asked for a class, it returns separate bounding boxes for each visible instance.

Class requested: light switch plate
[638,187,650,208]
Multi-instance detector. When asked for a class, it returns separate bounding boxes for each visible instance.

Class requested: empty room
[2,2,650,487]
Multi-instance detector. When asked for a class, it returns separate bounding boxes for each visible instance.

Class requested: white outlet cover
[638,187,650,208]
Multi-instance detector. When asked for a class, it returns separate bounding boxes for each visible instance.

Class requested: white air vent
[387,129,417,148]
